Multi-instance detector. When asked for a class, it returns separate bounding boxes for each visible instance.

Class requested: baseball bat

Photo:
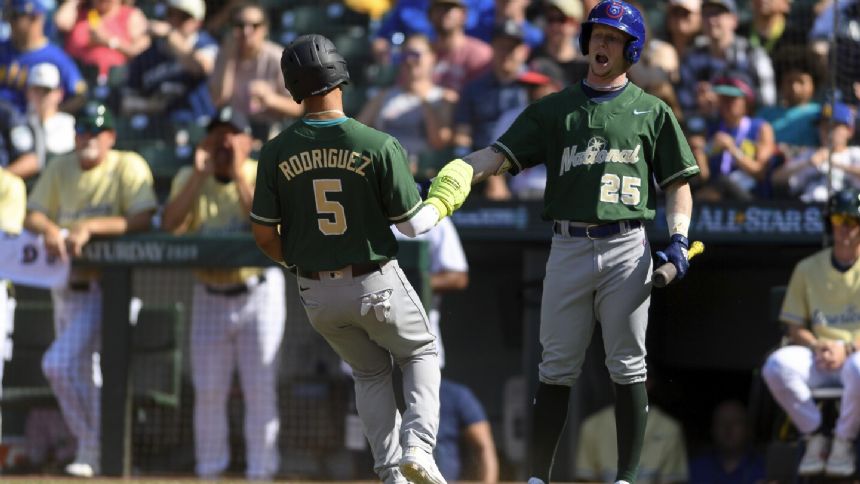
[652,241,705,288]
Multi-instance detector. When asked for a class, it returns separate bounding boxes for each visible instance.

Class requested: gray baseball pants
[539,223,652,386]
[297,259,440,481]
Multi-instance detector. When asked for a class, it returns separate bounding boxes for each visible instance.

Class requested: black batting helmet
[280,34,350,103]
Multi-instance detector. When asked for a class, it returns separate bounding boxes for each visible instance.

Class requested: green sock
[614,381,648,483]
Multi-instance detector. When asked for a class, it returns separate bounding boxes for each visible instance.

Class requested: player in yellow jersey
[763,188,860,478]
[0,166,26,441]
[23,102,157,478]
[162,106,286,480]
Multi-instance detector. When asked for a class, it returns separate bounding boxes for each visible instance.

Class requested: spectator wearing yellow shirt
[23,102,157,477]
[575,402,688,484]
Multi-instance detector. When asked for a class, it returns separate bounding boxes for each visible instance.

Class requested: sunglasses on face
[831,214,860,228]
[546,14,569,24]
[234,20,265,30]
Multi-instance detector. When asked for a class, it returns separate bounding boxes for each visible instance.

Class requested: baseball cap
[207,106,252,134]
[820,102,856,129]
[167,0,206,20]
[712,70,755,103]
[546,0,583,20]
[27,63,60,89]
[492,19,526,43]
[10,0,49,15]
[702,0,736,14]
[669,0,701,12]
[76,102,115,133]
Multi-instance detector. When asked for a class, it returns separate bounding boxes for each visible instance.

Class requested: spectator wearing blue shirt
[689,399,765,484]
[436,378,499,482]
[677,0,775,118]
[124,0,218,123]
[453,19,529,200]
[0,0,86,114]
[371,0,496,64]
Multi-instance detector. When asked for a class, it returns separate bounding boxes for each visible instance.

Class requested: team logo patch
[585,136,608,161]
[607,2,624,19]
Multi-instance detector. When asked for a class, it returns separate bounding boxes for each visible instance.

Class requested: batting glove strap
[428,158,473,213]
[656,234,690,279]
[423,197,450,221]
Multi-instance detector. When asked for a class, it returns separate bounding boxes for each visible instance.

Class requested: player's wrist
[424,197,450,220]
[669,233,689,248]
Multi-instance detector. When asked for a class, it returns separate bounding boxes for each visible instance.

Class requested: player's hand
[43,226,68,262]
[815,340,848,371]
[193,146,214,176]
[426,159,474,219]
[66,224,92,258]
[655,234,690,280]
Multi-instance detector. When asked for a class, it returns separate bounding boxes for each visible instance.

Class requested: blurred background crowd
[2,0,859,203]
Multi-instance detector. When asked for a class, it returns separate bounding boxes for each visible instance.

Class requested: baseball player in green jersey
[424,2,699,483]
[250,34,447,484]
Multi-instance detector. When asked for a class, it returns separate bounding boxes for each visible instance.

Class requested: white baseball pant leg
[42,285,102,459]
[762,345,843,435]
[236,268,285,479]
[191,269,286,479]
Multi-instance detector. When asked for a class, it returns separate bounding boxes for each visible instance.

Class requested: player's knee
[841,354,860,388]
[761,352,789,386]
[41,348,71,382]
[350,359,394,381]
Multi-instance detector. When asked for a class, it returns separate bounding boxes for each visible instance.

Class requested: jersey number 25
[599,174,641,206]
[313,179,348,235]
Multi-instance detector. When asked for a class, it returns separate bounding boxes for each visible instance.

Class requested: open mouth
[595,54,609,65]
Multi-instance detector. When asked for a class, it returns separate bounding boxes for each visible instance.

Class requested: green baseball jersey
[251,118,422,272]
[494,83,699,222]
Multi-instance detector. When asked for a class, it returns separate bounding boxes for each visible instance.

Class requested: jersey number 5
[313,179,348,235]
[599,174,641,205]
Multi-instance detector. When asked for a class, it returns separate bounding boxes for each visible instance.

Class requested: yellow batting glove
[427,159,473,219]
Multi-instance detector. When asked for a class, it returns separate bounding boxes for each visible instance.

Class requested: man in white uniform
[162,106,286,480]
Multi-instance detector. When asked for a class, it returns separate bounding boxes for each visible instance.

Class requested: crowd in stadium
[1,0,860,482]
[0,0,858,200]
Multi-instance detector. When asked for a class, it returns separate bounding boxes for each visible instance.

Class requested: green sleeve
[652,107,700,188]
[379,138,422,223]
[493,102,547,175]
[250,141,281,226]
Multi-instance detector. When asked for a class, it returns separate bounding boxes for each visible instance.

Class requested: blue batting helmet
[579,0,646,64]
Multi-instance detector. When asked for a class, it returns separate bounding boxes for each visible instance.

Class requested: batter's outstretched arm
[463,147,508,185]
[422,147,509,222]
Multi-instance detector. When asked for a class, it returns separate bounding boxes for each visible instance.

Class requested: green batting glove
[427,158,474,218]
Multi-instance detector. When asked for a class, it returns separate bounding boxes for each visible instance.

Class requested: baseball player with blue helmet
[423,2,699,483]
